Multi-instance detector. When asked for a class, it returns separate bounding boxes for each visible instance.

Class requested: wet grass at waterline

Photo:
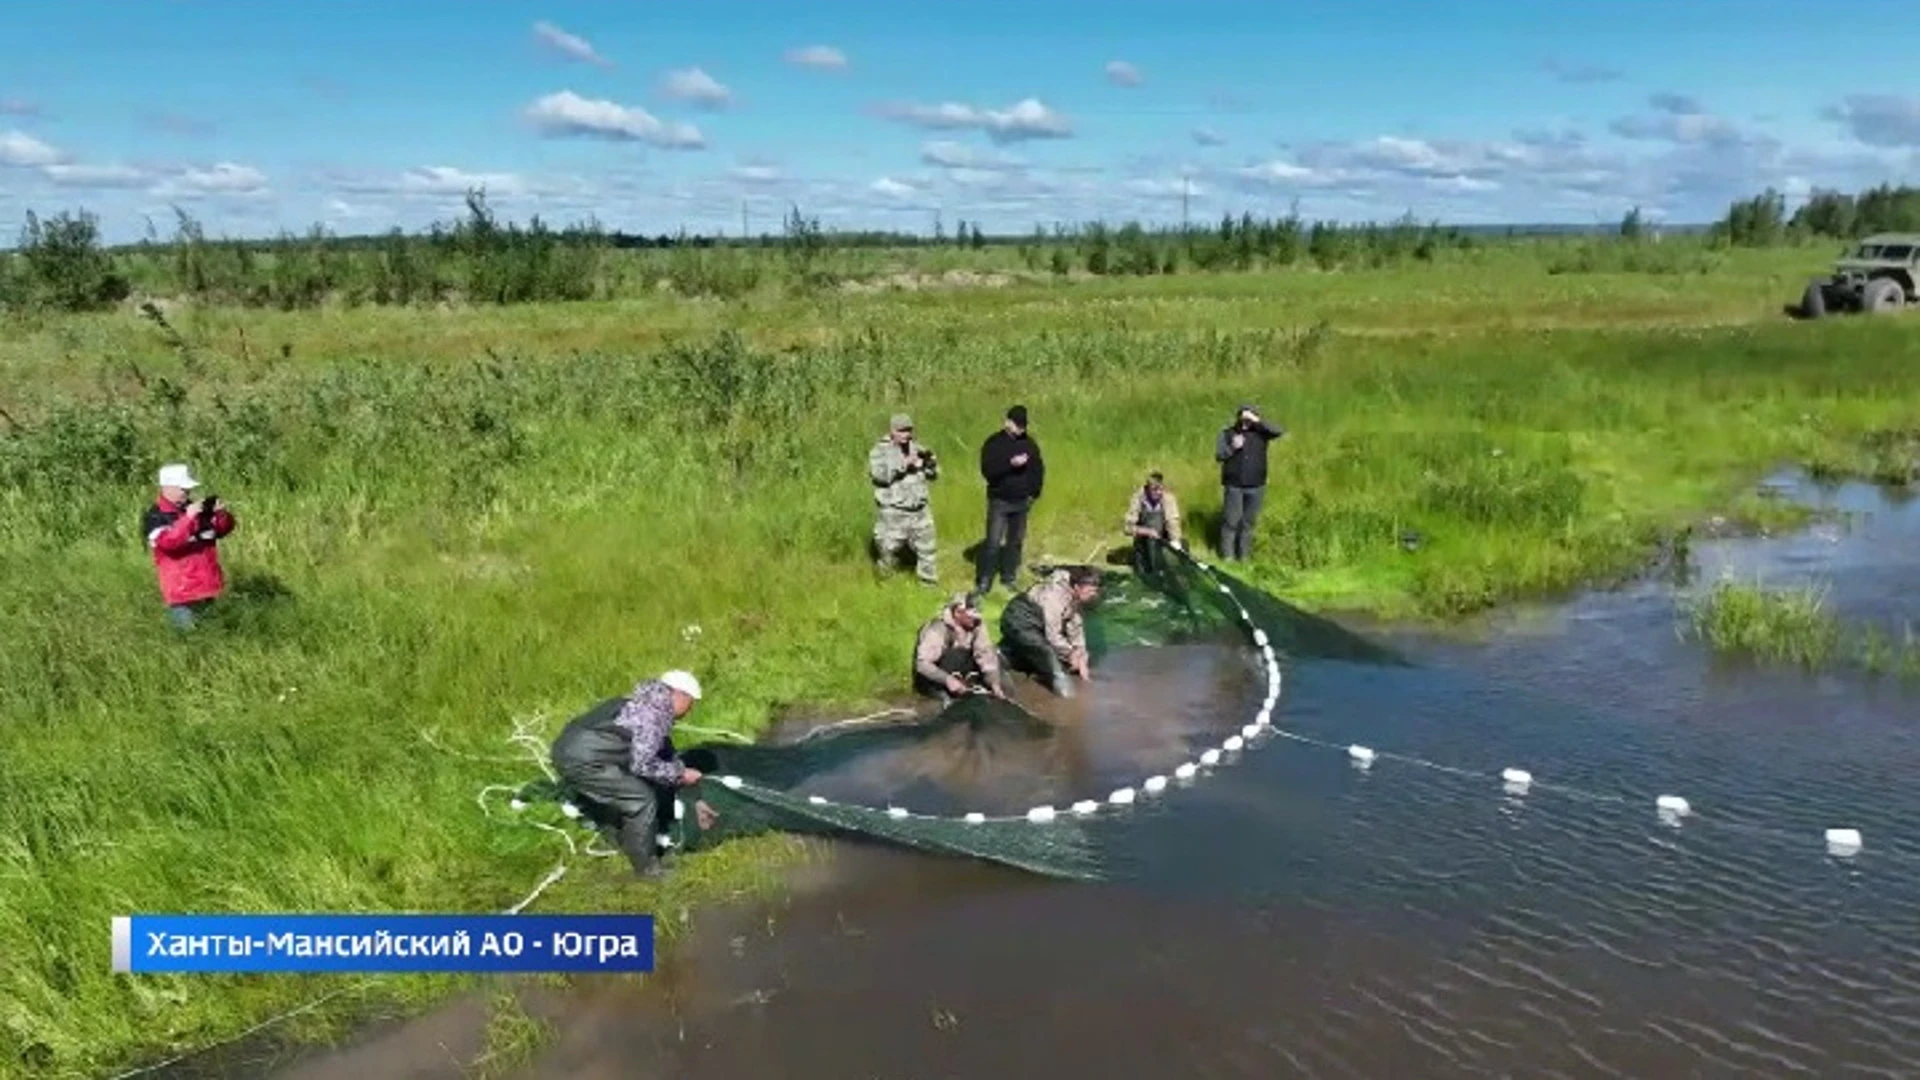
[1681,578,1920,677]
[7,308,1920,1078]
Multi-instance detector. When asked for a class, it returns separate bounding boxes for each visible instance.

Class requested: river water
[238,472,1920,1079]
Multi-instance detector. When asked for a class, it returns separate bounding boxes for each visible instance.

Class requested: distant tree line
[4,182,1904,315]
[1714,183,1920,247]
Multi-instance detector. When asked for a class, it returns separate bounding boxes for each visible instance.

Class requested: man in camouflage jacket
[869,413,940,586]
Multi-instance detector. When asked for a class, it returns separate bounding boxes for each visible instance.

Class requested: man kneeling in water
[550,670,715,877]
[913,592,1011,703]
[999,567,1101,697]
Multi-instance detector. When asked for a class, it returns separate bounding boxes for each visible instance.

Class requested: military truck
[1800,234,1919,317]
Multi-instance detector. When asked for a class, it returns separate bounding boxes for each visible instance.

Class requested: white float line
[1304,732,1890,861]
[1172,553,1883,863]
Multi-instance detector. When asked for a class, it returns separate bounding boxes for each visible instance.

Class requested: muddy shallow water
[228,472,1920,1079]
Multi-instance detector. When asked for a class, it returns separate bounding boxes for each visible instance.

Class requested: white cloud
[522,90,704,149]
[330,166,530,197]
[44,163,149,188]
[728,164,781,184]
[785,45,847,70]
[0,129,66,168]
[152,163,270,198]
[1125,177,1203,200]
[533,21,611,67]
[871,176,926,199]
[1216,121,1920,225]
[876,98,1072,143]
[919,140,1023,171]
[1238,160,1328,186]
[659,67,732,110]
[1824,95,1920,148]
[1105,60,1143,88]
[1192,127,1227,147]
[1609,93,1745,147]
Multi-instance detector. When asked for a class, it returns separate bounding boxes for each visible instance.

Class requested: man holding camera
[868,413,941,586]
[1214,404,1285,562]
[144,463,236,629]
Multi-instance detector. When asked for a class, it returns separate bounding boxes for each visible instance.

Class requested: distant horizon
[7,210,1729,255]
[3,1,1913,246]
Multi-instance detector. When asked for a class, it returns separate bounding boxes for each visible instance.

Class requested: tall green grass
[6,283,1920,1077]
[1681,577,1920,676]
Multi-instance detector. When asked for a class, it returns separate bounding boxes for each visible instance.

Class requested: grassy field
[4,244,1919,1079]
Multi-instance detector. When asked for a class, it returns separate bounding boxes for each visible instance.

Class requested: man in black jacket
[1214,403,1285,561]
[977,404,1045,595]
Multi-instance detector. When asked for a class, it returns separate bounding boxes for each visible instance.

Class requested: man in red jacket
[144,463,236,628]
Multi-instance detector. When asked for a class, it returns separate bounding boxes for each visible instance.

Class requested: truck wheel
[1800,280,1827,319]
[1863,277,1904,314]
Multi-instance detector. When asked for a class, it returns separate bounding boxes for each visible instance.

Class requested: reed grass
[1682,578,1920,676]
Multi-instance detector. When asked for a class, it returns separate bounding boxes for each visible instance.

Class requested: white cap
[660,670,702,700]
[157,463,199,489]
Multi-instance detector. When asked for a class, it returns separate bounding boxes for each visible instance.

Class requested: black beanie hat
[1006,404,1028,427]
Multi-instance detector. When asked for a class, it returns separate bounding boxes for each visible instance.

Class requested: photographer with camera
[143,463,236,629]
[868,414,942,586]
[1213,403,1285,562]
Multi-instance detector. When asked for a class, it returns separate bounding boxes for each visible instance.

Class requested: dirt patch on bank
[838,269,1020,294]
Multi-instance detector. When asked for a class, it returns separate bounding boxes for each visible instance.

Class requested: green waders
[914,644,1013,703]
[999,593,1074,698]
[549,697,676,874]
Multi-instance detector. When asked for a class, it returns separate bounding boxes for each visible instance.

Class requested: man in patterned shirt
[550,670,713,876]
[999,567,1101,698]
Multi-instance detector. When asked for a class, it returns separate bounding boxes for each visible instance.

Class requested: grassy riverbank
[4,263,1920,1078]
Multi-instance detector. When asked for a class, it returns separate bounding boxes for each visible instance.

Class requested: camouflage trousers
[874,505,938,584]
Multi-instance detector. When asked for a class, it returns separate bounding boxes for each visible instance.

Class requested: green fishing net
[498,542,1408,881]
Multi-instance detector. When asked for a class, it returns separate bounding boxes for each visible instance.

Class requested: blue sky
[1,0,1915,243]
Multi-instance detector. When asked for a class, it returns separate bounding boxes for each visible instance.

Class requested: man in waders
[1122,471,1185,576]
[549,670,713,878]
[999,567,1101,697]
[913,592,1010,703]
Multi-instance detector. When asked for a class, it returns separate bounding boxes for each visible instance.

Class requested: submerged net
[496,541,1411,882]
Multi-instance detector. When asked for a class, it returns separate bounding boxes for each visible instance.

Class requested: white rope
[105,979,378,1080]
[107,714,624,1078]
[673,723,752,744]
[784,707,918,742]
[503,863,568,915]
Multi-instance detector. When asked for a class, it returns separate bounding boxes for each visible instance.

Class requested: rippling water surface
[263,474,1920,1080]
